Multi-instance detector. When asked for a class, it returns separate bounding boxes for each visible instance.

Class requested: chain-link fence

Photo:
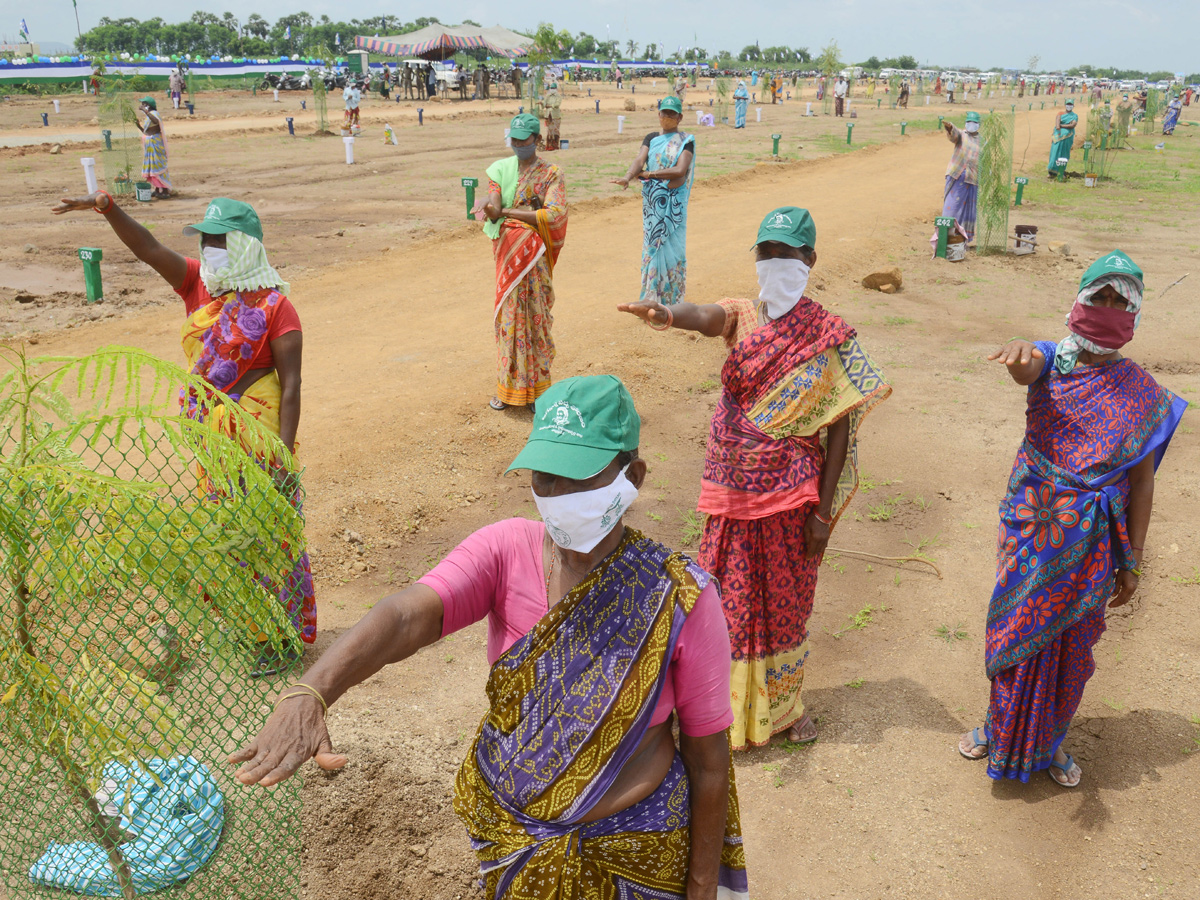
[0,346,305,900]
[976,109,1014,256]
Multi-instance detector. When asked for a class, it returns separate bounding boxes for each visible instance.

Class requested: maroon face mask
[1067,302,1136,349]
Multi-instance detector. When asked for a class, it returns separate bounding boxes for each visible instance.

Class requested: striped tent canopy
[355,24,531,60]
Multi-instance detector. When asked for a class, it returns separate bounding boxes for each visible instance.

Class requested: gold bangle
[274,691,324,715]
[291,682,329,712]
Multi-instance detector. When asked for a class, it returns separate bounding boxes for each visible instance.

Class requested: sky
[4,0,1198,73]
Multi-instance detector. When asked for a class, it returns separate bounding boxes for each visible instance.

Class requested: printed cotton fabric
[699,296,890,748]
[640,132,695,306]
[179,287,317,643]
[453,530,748,899]
[984,344,1186,780]
[487,158,567,406]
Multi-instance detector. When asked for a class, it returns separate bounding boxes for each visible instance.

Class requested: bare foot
[787,713,817,743]
[1048,749,1082,787]
[958,727,988,760]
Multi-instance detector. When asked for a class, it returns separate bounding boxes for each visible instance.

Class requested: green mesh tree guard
[975,110,1015,255]
[0,346,304,900]
[98,92,141,197]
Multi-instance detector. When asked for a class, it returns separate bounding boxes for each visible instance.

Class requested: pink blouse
[419,518,734,737]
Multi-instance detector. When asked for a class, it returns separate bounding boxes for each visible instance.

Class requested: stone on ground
[861,267,903,291]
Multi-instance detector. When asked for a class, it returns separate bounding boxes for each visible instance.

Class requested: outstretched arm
[617,300,727,337]
[228,584,445,786]
[51,192,188,290]
[988,339,1045,386]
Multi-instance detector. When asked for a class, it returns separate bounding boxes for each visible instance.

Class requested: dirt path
[11,105,1200,899]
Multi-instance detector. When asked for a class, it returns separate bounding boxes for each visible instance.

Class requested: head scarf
[1055,273,1143,374]
[199,230,289,297]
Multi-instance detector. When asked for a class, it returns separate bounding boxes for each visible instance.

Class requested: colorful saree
[983,345,1186,781]
[640,132,695,306]
[180,288,316,643]
[141,130,171,192]
[453,530,748,899]
[699,298,890,748]
[1047,111,1078,174]
[486,157,568,406]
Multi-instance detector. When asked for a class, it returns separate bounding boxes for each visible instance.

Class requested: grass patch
[935,622,969,643]
[680,509,706,546]
[832,603,888,638]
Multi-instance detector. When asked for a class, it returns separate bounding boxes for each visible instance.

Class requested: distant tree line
[76,13,453,58]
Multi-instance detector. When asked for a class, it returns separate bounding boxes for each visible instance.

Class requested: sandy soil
[3,84,1199,900]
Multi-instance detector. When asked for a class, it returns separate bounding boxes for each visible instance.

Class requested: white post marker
[618,115,625,134]
[273,88,280,102]
[756,107,762,122]
[53,99,61,113]
[343,135,355,165]
[81,78,88,93]
[926,95,930,105]
[504,127,511,147]
[806,102,812,116]
[81,157,98,194]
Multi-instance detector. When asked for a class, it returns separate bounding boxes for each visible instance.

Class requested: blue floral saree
[640,132,695,306]
[453,529,749,899]
[983,344,1186,781]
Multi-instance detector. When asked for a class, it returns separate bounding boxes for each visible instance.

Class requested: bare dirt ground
[3,81,1199,900]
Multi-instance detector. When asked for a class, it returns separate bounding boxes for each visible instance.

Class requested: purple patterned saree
[452,529,748,899]
[984,344,1186,781]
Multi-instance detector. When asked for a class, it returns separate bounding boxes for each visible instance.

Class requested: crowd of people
[48,82,1188,899]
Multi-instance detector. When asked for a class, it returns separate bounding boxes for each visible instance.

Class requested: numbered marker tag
[935,217,956,228]
[1014,176,1029,185]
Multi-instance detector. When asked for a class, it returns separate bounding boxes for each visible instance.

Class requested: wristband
[275,682,328,714]
[1130,545,1144,552]
[810,510,833,526]
[647,305,674,331]
[93,190,115,214]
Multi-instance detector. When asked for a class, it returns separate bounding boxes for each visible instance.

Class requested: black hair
[616,449,640,468]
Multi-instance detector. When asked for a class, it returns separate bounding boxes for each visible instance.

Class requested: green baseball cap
[660,96,683,114]
[182,198,264,242]
[509,113,540,139]
[965,110,981,123]
[139,96,157,110]
[507,375,641,479]
[1079,249,1143,290]
[755,206,817,250]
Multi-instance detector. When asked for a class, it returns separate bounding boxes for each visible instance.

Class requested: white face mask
[756,257,811,321]
[532,466,639,553]
[964,122,980,134]
[201,246,230,274]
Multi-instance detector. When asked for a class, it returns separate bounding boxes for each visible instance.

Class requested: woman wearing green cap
[135,96,171,198]
[231,375,750,899]
[1047,100,1078,176]
[50,193,317,665]
[958,250,1186,788]
[475,113,568,411]
[619,207,891,750]
[612,97,696,307]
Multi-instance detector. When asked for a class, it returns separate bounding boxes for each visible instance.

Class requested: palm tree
[626,39,638,59]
